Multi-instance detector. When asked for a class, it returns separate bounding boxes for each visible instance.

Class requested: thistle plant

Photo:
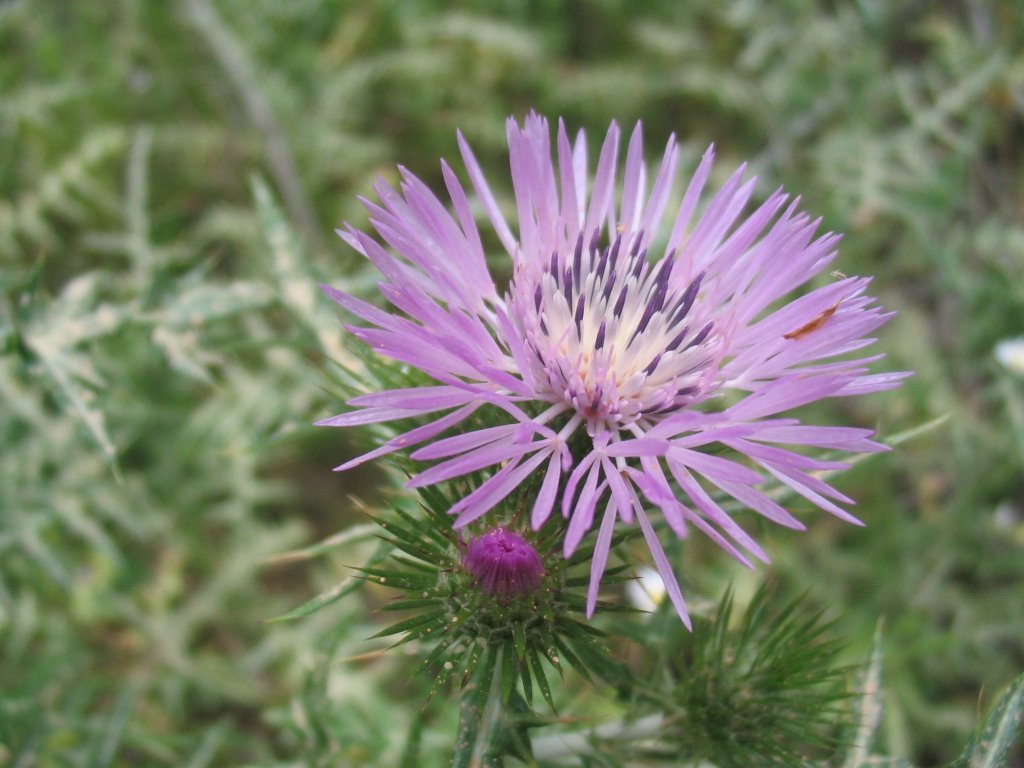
[637,585,851,767]
[306,113,923,763]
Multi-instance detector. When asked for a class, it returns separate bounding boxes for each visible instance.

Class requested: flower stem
[530,713,666,763]
[472,659,507,768]
[452,645,506,768]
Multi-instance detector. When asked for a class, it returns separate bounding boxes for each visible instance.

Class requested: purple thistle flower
[463,528,545,596]
[321,113,908,628]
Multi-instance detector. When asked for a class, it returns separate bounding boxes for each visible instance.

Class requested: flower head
[463,527,545,596]
[322,113,907,627]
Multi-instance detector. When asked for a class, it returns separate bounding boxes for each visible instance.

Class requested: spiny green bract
[633,585,851,767]
[362,481,635,713]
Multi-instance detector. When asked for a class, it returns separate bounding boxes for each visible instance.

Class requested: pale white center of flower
[510,231,719,432]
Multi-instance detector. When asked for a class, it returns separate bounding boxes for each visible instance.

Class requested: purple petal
[669,463,770,563]
[668,446,764,485]
[451,450,552,527]
[406,438,541,488]
[583,122,620,240]
[532,452,563,529]
[348,386,477,410]
[604,438,670,457]
[412,424,516,461]
[750,424,886,452]
[762,464,864,525]
[561,449,601,518]
[586,500,619,617]
[333,402,481,471]
[635,506,691,629]
[564,464,605,555]
[620,122,644,231]
[317,406,427,428]
[604,458,637,526]
[457,130,518,257]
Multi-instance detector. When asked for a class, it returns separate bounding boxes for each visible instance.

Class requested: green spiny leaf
[398,703,428,768]
[844,622,886,768]
[267,540,392,622]
[380,597,444,612]
[528,648,555,712]
[500,640,518,702]
[513,623,527,661]
[451,643,501,768]
[263,522,378,564]
[949,673,1024,768]
[553,636,593,684]
[369,611,445,640]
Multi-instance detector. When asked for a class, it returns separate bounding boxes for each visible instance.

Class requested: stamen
[602,270,618,302]
[572,235,584,291]
[613,285,628,317]
[644,353,662,375]
[513,231,717,432]
[632,300,658,340]
[666,325,690,351]
[631,248,647,278]
[672,271,703,323]
[608,233,623,266]
[685,322,713,350]
[649,281,668,314]
[629,230,644,257]
[596,245,610,281]
[652,251,674,288]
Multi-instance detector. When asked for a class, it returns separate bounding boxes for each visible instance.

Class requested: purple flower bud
[463,528,544,596]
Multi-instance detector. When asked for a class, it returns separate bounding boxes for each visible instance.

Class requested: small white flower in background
[993,501,1020,532]
[993,501,1024,547]
[627,566,667,612]
[994,337,1024,375]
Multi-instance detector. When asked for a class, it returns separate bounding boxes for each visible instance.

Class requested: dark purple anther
[629,230,644,257]
[684,321,713,350]
[644,353,663,375]
[632,299,658,339]
[608,233,623,266]
[596,245,610,281]
[613,284,628,317]
[677,272,704,318]
[666,325,690,351]
[573,235,584,290]
[602,270,617,301]
[650,281,668,314]
[631,248,648,278]
[595,320,607,350]
[653,252,675,289]
[463,528,544,596]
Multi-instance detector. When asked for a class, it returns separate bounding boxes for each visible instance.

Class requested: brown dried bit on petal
[784,299,841,341]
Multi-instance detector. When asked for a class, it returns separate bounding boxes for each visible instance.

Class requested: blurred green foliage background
[1,0,1023,765]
